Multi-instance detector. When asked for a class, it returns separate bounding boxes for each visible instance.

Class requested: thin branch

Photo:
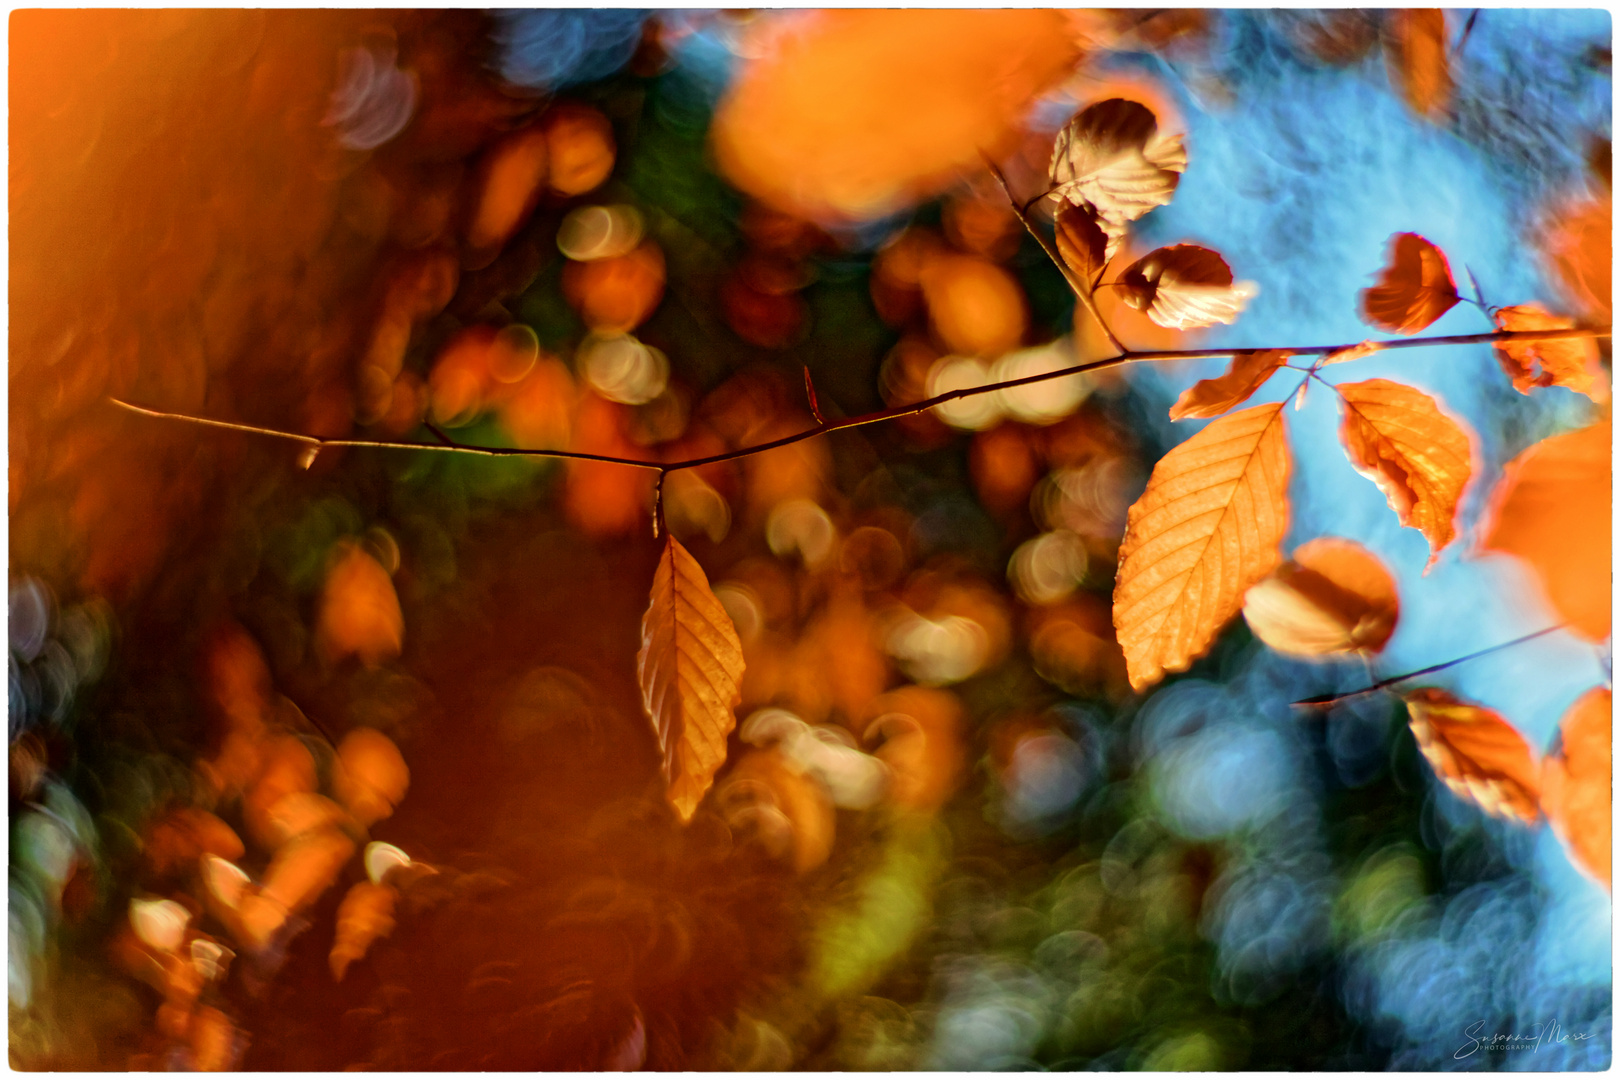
[980,152,1130,356]
[110,324,1610,474]
[1292,624,1567,708]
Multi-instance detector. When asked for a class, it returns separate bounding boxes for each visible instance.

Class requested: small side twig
[803,366,825,426]
[1292,624,1567,708]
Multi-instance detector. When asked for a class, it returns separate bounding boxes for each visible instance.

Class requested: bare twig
[980,152,1130,356]
[109,324,1610,475]
[1292,624,1567,708]
[803,366,825,426]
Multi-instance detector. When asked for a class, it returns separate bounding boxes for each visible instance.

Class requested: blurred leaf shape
[860,686,966,814]
[1319,339,1385,366]
[130,898,191,954]
[1541,688,1612,888]
[1114,403,1291,691]
[144,808,245,878]
[638,536,747,823]
[1048,99,1187,229]
[1335,379,1472,568]
[1404,688,1540,823]
[1170,350,1290,420]
[330,880,397,982]
[919,254,1028,358]
[719,748,835,873]
[562,240,666,334]
[1385,10,1451,121]
[1242,537,1399,657]
[333,727,410,829]
[1479,419,1611,640]
[1054,199,1114,286]
[1492,304,1602,397]
[1119,245,1257,330]
[323,39,418,151]
[712,10,1080,221]
[543,103,616,196]
[1542,191,1612,323]
[1360,232,1459,333]
[466,125,549,268]
[317,540,404,666]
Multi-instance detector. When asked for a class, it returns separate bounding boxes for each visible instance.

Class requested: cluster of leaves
[634,97,1613,902]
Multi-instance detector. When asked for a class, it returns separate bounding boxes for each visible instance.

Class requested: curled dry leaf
[1319,340,1384,367]
[1360,233,1459,334]
[317,540,404,667]
[1480,419,1611,641]
[1048,98,1188,227]
[1335,379,1473,568]
[1118,244,1257,330]
[1491,304,1602,397]
[638,536,747,822]
[1114,403,1291,691]
[1404,688,1540,823]
[1385,9,1452,121]
[1541,688,1612,888]
[1053,199,1115,285]
[1170,350,1290,420]
[1242,537,1399,656]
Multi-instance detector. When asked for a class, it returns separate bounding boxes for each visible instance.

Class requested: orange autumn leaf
[465,124,549,268]
[1541,688,1612,888]
[637,536,747,823]
[719,747,835,873]
[317,541,404,667]
[1242,536,1399,657]
[1385,9,1452,121]
[1542,191,1612,323]
[542,103,616,197]
[1491,304,1601,398]
[1335,379,1473,567]
[1114,402,1291,691]
[1118,244,1257,330]
[330,880,398,982]
[1169,350,1290,420]
[1053,199,1113,287]
[1319,340,1385,367]
[1360,232,1459,334]
[1479,419,1612,641]
[712,10,1081,221]
[1048,98,1187,227]
[1404,688,1540,823]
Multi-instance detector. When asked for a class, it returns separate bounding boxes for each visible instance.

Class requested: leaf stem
[1291,624,1568,708]
[108,324,1610,474]
[980,152,1130,356]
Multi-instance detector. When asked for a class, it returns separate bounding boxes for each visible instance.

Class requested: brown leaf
[638,536,747,822]
[1404,688,1540,823]
[1242,537,1400,656]
[1048,98,1188,225]
[1479,419,1611,641]
[1319,340,1385,367]
[1541,688,1612,888]
[1119,244,1257,330]
[1114,403,1291,691]
[1170,350,1290,420]
[317,540,404,667]
[1360,232,1459,333]
[1336,379,1473,567]
[1053,199,1116,285]
[1386,10,1452,121]
[1492,304,1602,397]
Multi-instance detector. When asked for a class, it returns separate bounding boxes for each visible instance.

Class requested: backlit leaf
[1118,244,1258,330]
[1385,10,1452,121]
[1048,98,1188,226]
[317,541,404,667]
[1335,379,1473,567]
[1243,536,1399,656]
[1053,199,1115,285]
[637,535,747,822]
[329,880,397,982]
[1170,350,1290,420]
[1480,419,1612,640]
[1319,340,1384,366]
[1541,688,1612,888]
[1114,402,1291,691]
[1492,304,1602,397]
[1360,232,1459,333]
[1404,688,1540,823]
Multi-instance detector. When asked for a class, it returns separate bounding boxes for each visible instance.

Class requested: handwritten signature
[1455,1018,1597,1059]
